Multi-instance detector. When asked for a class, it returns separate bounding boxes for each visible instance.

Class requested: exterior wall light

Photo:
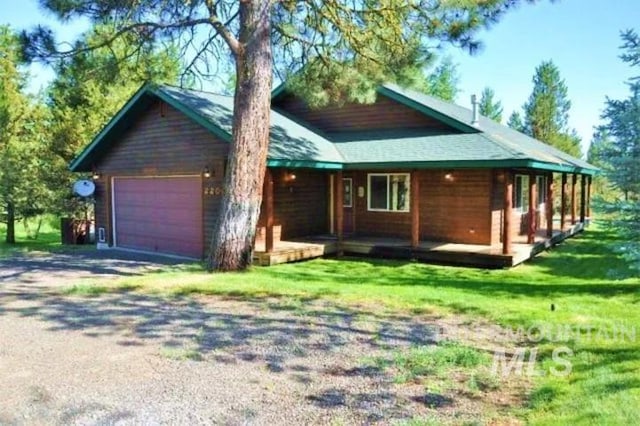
[444,172,454,182]
[282,170,296,183]
[203,166,212,179]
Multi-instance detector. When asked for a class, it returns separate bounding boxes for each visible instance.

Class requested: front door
[343,178,354,234]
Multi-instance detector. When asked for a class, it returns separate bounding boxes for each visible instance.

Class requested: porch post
[264,168,274,253]
[580,174,587,224]
[334,170,344,255]
[586,175,592,219]
[571,173,577,225]
[546,172,554,238]
[411,171,420,248]
[528,171,537,244]
[503,170,513,255]
[560,173,567,230]
[328,174,334,234]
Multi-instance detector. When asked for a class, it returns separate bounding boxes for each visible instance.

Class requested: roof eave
[342,159,598,175]
[271,81,288,101]
[266,159,343,169]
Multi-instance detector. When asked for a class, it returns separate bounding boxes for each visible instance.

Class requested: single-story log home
[70,82,597,267]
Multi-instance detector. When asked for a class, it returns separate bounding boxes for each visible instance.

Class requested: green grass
[367,342,489,384]
[0,216,65,256]
[61,225,639,424]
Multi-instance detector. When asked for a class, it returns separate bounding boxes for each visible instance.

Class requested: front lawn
[0,217,60,255]
[66,226,639,424]
[0,216,91,257]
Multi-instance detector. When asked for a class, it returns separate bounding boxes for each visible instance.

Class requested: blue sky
[444,0,638,151]
[2,0,638,153]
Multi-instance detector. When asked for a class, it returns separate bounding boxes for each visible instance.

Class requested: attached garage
[112,176,203,258]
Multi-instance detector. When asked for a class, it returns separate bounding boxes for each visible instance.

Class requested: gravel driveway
[0,249,188,287]
[0,250,511,425]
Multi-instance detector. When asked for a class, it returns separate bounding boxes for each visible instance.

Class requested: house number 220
[204,187,224,196]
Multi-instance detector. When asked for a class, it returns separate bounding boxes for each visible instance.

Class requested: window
[367,173,410,212]
[514,174,529,211]
[515,174,547,210]
[536,175,547,205]
[343,178,353,207]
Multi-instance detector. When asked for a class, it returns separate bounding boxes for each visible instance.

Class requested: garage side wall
[93,100,229,257]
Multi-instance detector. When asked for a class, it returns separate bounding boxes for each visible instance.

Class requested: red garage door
[113,177,203,258]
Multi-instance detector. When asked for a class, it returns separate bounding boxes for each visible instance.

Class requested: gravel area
[0,249,187,287]
[0,251,521,425]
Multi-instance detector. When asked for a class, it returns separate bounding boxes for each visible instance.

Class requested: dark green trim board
[271,81,287,101]
[343,160,598,175]
[267,159,343,169]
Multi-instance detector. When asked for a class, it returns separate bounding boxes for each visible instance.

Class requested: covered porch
[254,166,593,268]
[254,222,586,267]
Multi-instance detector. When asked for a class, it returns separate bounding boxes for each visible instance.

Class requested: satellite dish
[73,180,95,197]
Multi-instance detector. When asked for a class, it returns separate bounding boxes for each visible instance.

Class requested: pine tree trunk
[207,0,272,271]
[6,201,15,244]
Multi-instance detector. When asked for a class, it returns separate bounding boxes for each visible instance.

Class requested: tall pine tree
[404,57,460,101]
[0,26,52,243]
[507,111,525,132]
[522,60,582,157]
[423,57,460,101]
[597,30,640,270]
[478,87,503,122]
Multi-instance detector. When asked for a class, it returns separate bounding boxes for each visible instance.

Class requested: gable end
[272,91,464,136]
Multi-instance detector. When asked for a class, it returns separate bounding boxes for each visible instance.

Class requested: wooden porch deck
[254,222,586,268]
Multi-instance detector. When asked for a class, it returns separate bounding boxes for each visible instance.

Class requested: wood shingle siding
[490,171,505,245]
[273,93,460,135]
[93,100,229,257]
[419,170,493,245]
[258,169,329,240]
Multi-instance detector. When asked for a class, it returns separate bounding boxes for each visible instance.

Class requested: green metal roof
[71,82,598,176]
[333,132,521,163]
[377,84,598,174]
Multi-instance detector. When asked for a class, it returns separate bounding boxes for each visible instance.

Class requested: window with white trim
[514,174,529,211]
[367,173,410,212]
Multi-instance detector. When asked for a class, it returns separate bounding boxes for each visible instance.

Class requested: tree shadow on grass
[0,285,450,422]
